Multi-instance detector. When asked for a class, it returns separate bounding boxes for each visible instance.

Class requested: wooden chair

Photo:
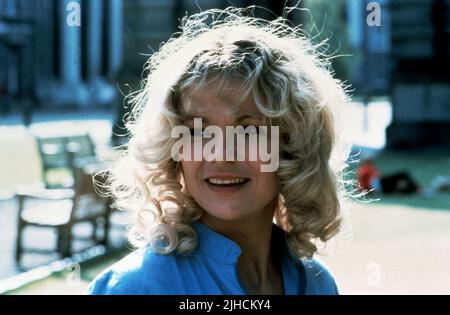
[15,165,111,264]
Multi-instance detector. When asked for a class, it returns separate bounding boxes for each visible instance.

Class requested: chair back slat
[36,134,97,188]
[37,137,69,169]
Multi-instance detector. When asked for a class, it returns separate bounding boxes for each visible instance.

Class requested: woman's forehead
[180,82,261,118]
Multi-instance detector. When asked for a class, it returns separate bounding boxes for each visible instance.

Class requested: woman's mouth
[207,177,248,185]
[204,176,250,193]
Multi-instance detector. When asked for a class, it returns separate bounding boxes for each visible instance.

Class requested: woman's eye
[241,126,260,135]
[189,128,206,137]
[188,126,262,137]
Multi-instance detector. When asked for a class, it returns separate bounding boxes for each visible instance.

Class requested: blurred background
[0,0,449,295]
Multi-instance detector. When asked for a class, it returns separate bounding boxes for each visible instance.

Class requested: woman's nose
[203,127,240,163]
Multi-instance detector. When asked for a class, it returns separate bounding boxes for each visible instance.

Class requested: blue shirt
[88,222,339,295]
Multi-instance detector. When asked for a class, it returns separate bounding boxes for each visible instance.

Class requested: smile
[205,176,250,194]
[207,178,248,185]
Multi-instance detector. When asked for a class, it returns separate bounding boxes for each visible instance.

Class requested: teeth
[208,178,247,185]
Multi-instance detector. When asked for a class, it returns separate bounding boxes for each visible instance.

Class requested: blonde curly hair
[109,7,353,259]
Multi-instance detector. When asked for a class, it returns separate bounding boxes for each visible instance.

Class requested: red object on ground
[357,159,380,191]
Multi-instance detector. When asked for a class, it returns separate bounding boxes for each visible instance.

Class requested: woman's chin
[202,207,249,222]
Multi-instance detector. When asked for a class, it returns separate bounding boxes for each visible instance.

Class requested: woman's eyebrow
[235,114,262,123]
[182,115,209,123]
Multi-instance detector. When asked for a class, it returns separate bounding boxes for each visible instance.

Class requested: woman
[88,7,352,295]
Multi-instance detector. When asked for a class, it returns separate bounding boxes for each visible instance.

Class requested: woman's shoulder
[87,247,182,295]
[300,257,339,295]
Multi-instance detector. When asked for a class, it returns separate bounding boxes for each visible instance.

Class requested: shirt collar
[194,221,242,264]
[193,221,293,265]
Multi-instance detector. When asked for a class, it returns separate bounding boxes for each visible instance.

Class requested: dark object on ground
[357,159,421,195]
[380,171,420,194]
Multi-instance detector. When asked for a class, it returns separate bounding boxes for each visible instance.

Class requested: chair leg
[57,226,72,258]
[91,220,98,242]
[101,217,111,248]
[101,212,111,248]
[15,222,24,263]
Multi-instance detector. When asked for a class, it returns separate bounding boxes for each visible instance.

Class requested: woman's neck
[200,202,275,262]
[200,200,284,294]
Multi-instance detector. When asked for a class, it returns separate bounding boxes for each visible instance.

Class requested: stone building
[387,0,450,148]
[0,0,123,117]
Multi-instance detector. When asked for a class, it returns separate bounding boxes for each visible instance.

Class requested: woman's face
[179,83,280,224]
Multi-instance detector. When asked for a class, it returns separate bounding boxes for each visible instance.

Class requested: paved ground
[318,200,450,295]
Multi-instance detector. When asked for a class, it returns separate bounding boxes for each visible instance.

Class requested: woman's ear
[177,166,190,194]
[274,194,291,232]
[174,161,182,177]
